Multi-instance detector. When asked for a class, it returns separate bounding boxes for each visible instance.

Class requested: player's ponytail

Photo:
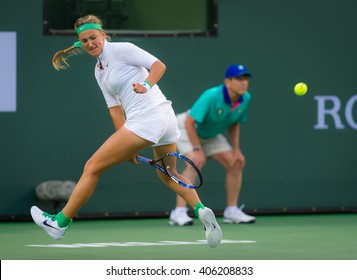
[52,14,109,71]
[52,45,83,70]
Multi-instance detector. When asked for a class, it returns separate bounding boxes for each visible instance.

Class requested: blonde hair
[52,15,108,70]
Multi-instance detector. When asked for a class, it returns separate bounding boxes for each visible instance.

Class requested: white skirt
[124,104,180,146]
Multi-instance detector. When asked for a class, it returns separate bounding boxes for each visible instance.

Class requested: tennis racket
[136,152,203,189]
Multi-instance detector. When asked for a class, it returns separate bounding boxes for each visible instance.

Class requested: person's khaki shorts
[176,112,232,157]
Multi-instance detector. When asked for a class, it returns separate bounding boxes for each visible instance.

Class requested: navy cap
[225,64,251,78]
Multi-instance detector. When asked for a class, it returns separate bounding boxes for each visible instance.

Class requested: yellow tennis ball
[294,82,308,96]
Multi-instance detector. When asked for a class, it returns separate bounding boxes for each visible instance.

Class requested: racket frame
[136,152,203,189]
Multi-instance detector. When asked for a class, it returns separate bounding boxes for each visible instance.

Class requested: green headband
[73,23,103,48]
[76,23,102,35]
[73,41,82,48]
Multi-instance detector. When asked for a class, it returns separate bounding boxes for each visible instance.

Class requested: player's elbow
[160,61,167,74]
[154,60,166,75]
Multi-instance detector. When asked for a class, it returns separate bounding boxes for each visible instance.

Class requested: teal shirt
[189,84,251,139]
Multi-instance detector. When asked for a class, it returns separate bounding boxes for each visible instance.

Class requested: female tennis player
[30,15,221,248]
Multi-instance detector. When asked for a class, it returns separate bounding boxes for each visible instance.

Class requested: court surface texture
[0,213,356,260]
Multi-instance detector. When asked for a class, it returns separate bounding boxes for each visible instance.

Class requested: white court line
[26,239,256,248]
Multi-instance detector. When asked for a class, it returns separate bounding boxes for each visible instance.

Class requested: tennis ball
[294,82,308,96]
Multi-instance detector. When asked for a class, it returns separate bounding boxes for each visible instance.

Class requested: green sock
[56,211,72,228]
[194,202,205,218]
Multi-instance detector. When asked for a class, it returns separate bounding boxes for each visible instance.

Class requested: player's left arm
[133,60,166,93]
[228,123,245,169]
[145,60,166,88]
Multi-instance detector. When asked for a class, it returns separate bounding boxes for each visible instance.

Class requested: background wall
[1,0,356,219]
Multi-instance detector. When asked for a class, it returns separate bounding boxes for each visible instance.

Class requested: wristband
[141,80,152,92]
[144,80,152,88]
[141,82,151,92]
[192,145,202,151]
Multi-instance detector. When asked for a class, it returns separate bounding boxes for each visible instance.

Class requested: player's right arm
[109,105,125,131]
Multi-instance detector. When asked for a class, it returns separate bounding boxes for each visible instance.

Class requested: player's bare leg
[170,150,206,225]
[30,127,152,239]
[153,143,222,248]
[63,127,152,218]
[153,143,200,208]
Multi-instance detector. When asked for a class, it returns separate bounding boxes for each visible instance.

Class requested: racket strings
[162,155,201,188]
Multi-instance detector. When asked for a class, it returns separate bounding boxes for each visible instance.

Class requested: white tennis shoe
[223,207,256,224]
[30,206,71,240]
[197,207,222,248]
[169,208,194,226]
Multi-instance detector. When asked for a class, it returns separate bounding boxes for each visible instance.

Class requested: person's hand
[230,150,245,169]
[133,83,149,94]
[128,154,139,164]
[191,150,206,169]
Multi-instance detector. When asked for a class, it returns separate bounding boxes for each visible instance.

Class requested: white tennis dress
[94,40,179,145]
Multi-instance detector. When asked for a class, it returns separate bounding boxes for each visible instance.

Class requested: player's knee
[83,158,103,177]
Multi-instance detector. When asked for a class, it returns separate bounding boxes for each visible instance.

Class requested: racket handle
[136,155,151,164]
